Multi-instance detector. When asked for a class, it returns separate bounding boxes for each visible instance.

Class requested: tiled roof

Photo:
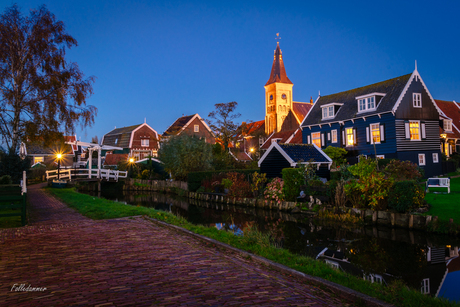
[292,102,313,124]
[103,124,142,148]
[163,114,195,136]
[229,149,252,161]
[435,99,460,139]
[261,129,297,150]
[104,153,128,166]
[302,73,412,126]
[279,143,330,163]
[265,43,293,86]
[27,137,75,155]
[236,120,265,139]
[289,129,303,144]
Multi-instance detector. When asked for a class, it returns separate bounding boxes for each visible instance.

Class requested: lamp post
[128,158,134,178]
[57,153,62,180]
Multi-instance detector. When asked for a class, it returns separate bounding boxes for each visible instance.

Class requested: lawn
[46,187,457,307]
[425,176,460,223]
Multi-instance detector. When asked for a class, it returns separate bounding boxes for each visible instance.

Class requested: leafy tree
[0,5,96,154]
[0,149,31,183]
[207,101,241,151]
[158,134,212,181]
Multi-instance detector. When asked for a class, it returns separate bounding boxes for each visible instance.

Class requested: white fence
[46,168,128,182]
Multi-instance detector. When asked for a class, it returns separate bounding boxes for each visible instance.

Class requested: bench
[426,178,450,193]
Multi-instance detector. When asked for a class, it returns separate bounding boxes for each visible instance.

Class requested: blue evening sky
[4,0,460,141]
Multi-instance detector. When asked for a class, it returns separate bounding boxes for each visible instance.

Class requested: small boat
[52,179,67,188]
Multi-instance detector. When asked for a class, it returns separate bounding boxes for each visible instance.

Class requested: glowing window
[370,123,380,144]
[331,130,337,143]
[312,132,321,147]
[346,128,354,146]
[410,121,420,140]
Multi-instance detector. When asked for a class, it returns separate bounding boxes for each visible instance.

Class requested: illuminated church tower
[264,42,294,135]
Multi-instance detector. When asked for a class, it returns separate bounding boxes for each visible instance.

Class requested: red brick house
[163,114,215,144]
[101,123,160,161]
[434,100,460,157]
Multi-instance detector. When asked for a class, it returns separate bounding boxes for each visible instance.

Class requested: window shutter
[366,127,370,143]
[321,134,325,147]
[307,135,310,144]
[380,124,385,142]
[342,130,345,145]
[405,121,410,139]
[353,129,357,145]
[421,122,426,139]
[327,132,331,141]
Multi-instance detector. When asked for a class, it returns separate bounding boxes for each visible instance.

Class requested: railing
[45,169,127,181]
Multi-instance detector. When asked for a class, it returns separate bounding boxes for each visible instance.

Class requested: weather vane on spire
[275,33,281,41]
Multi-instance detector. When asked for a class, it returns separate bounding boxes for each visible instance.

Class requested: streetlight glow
[129,158,134,163]
[57,153,62,159]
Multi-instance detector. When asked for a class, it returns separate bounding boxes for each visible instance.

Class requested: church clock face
[282,94,286,99]
[270,95,273,101]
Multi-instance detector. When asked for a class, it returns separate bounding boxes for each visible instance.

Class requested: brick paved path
[0,185,355,306]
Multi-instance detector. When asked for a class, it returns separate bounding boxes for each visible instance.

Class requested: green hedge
[282,168,305,201]
[187,169,259,192]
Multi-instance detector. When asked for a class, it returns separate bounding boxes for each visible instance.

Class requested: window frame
[370,123,381,144]
[34,157,44,164]
[444,119,453,132]
[331,130,338,143]
[432,153,439,163]
[322,106,334,119]
[413,93,422,108]
[194,125,199,132]
[357,96,377,113]
[409,121,421,141]
[418,153,426,166]
[311,132,321,147]
[346,128,354,147]
[141,139,149,147]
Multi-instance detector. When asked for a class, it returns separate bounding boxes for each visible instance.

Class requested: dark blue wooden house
[300,68,442,177]
[258,143,332,179]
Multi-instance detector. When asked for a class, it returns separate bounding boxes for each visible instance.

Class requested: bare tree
[0,4,97,153]
[207,101,240,151]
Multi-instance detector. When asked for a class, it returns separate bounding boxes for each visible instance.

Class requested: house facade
[301,68,443,178]
[434,99,460,157]
[101,123,160,161]
[163,114,215,144]
[26,135,80,167]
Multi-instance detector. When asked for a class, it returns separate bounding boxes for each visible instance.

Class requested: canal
[83,188,460,303]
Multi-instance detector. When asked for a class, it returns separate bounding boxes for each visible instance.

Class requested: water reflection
[83,188,460,303]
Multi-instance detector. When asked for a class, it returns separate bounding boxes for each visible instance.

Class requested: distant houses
[163,114,215,144]
[101,122,159,166]
[26,135,81,168]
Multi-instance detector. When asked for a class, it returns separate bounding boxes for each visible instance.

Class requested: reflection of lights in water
[214,223,243,236]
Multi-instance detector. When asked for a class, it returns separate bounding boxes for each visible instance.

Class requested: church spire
[265,42,293,86]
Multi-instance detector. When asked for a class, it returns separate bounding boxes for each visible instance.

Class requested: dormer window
[444,119,452,132]
[356,92,385,113]
[321,103,343,120]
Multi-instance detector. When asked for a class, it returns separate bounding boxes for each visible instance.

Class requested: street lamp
[56,153,62,180]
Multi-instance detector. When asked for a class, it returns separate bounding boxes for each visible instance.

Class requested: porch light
[441,134,447,139]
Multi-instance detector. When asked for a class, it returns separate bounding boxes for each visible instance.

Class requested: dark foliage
[388,180,425,213]
[188,169,258,192]
[0,151,31,183]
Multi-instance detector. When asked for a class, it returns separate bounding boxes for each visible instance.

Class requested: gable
[394,75,440,120]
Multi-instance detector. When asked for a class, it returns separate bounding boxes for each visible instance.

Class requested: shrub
[187,169,258,192]
[264,178,284,204]
[345,157,393,210]
[388,180,425,213]
[282,168,306,201]
[250,172,267,198]
[226,172,252,198]
[323,146,347,168]
[0,175,12,184]
[384,159,422,182]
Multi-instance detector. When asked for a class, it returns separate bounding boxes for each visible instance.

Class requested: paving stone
[0,184,354,306]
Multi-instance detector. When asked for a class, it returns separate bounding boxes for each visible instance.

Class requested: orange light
[129,158,134,163]
[56,153,62,159]
[250,147,254,152]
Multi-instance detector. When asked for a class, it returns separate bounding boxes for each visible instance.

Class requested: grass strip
[425,177,460,224]
[48,187,457,307]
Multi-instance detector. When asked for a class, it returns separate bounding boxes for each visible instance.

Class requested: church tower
[264,42,293,135]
